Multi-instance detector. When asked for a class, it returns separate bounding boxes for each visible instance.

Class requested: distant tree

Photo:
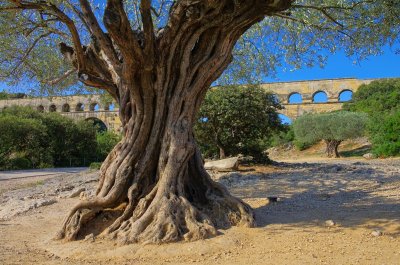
[344,79,400,156]
[195,85,282,161]
[293,112,368,158]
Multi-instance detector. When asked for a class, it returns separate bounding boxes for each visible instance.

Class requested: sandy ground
[0,157,399,265]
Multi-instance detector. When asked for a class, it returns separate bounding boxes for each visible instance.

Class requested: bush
[344,79,400,157]
[96,131,121,161]
[269,125,295,147]
[369,111,400,157]
[9,157,32,170]
[0,106,99,169]
[89,162,102,170]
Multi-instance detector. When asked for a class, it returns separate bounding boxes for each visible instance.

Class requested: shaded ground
[0,158,399,265]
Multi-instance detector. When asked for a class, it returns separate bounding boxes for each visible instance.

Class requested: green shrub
[89,162,102,170]
[9,157,32,170]
[0,106,99,169]
[344,79,400,157]
[369,111,400,157]
[96,131,121,162]
[269,125,295,147]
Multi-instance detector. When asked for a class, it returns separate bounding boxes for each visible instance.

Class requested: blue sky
[274,44,399,124]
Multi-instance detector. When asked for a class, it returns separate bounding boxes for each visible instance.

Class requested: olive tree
[1,0,399,244]
[293,112,368,157]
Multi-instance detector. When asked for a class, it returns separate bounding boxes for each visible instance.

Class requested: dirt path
[0,158,399,265]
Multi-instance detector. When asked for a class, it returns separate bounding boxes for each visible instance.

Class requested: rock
[363,153,374,159]
[204,157,239,172]
[325,220,336,227]
[35,198,57,208]
[68,187,86,198]
[84,233,95,242]
[0,198,57,220]
[371,230,382,237]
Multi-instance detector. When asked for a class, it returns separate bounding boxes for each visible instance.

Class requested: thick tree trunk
[219,147,227,159]
[325,140,341,158]
[56,97,254,243]
[54,0,292,244]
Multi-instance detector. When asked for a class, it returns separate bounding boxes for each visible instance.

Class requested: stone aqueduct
[0,78,378,132]
[262,77,374,120]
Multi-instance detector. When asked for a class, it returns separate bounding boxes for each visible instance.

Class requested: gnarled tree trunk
[54,0,292,244]
[325,140,341,158]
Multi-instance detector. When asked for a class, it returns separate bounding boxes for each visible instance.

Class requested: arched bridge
[0,94,122,132]
[0,78,386,130]
[262,78,376,121]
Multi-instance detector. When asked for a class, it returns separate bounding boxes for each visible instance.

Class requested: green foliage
[293,111,368,146]
[0,106,114,170]
[269,125,295,147]
[344,79,400,157]
[344,79,400,115]
[0,114,47,168]
[89,162,102,170]
[195,85,283,161]
[368,111,400,157]
[1,1,399,92]
[96,131,121,162]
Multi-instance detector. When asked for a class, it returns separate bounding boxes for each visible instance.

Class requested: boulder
[68,187,86,198]
[204,157,239,172]
[363,153,374,159]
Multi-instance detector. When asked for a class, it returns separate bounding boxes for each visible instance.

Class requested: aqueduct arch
[0,78,390,128]
[262,77,376,120]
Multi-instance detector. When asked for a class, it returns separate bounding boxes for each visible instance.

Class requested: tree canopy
[293,111,368,157]
[1,1,399,94]
[195,85,282,161]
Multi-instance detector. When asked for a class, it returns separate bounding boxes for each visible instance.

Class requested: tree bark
[53,0,292,244]
[325,140,341,158]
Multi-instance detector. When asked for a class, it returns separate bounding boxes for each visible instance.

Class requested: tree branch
[140,0,156,69]
[78,0,121,69]
[45,69,77,85]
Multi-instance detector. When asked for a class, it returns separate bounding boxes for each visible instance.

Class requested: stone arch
[62,103,70,112]
[288,92,303,104]
[338,89,353,102]
[37,105,44,112]
[89,102,100,111]
[75,103,85,112]
[312,91,328,103]
[85,117,107,132]
[104,102,115,111]
[49,104,57,112]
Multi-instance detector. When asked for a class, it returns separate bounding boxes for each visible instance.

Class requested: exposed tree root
[57,169,254,244]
